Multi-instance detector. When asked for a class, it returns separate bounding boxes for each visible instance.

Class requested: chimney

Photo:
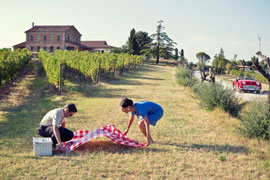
[32,22,34,28]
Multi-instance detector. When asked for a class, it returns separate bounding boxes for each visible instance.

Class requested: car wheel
[256,90,261,94]
[238,86,243,93]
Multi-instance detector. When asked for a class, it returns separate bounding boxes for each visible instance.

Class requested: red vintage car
[233,77,261,94]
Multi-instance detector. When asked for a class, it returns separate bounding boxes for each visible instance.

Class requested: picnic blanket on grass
[57,124,146,152]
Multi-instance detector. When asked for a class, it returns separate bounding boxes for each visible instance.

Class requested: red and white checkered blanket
[58,124,146,152]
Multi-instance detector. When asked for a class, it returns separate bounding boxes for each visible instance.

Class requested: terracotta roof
[81,41,115,49]
[25,25,82,36]
[66,41,90,49]
[236,65,252,68]
[13,41,26,48]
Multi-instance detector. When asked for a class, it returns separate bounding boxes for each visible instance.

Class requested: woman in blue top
[120,98,164,146]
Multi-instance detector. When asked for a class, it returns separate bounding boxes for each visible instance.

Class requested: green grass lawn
[1,63,270,179]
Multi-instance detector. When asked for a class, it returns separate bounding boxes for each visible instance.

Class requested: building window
[31,35,33,42]
[44,35,47,41]
[50,35,54,42]
[50,46,54,53]
[57,35,60,42]
[37,46,40,52]
[37,35,40,42]
[30,46,34,51]
[44,47,47,51]
[57,46,60,50]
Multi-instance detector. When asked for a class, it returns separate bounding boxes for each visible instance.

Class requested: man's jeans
[38,126,74,145]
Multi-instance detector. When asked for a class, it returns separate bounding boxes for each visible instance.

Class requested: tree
[134,31,152,55]
[253,52,270,113]
[246,60,253,66]
[127,28,138,55]
[236,59,243,65]
[174,48,179,60]
[211,48,226,74]
[179,56,187,66]
[111,45,129,53]
[226,63,232,71]
[149,20,176,64]
[180,49,184,57]
[242,60,246,66]
[196,52,210,83]
[196,52,210,66]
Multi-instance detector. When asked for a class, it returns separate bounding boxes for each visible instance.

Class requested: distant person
[38,103,77,151]
[120,98,164,146]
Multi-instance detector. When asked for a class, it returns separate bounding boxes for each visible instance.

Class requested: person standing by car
[120,98,164,146]
[38,103,77,151]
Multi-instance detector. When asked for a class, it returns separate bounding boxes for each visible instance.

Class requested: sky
[0,0,269,63]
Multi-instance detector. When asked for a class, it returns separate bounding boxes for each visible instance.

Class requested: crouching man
[38,103,77,151]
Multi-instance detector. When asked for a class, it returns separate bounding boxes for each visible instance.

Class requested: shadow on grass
[64,82,132,99]
[63,65,164,98]
[261,90,269,95]
[161,143,249,154]
[145,60,178,67]
[104,66,165,86]
[69,140,169,154]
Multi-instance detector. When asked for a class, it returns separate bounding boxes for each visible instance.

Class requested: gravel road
[194,71,267,101]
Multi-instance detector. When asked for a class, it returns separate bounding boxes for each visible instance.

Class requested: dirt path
[0,58,41,110]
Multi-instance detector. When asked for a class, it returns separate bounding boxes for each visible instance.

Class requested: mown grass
[1,63,270,179]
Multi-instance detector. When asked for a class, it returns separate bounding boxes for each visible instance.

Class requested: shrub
[238,101,270,140]
[176,66,197,87]
[192,83,241,117]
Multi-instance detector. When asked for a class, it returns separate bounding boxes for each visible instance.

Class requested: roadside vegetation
[192,83,241,117]
[176,63,270,141]
[238,100,270,140]
[177,65,242,117]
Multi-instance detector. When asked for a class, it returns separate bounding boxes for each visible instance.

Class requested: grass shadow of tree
[63,65,161,97]
[104,66,165,86]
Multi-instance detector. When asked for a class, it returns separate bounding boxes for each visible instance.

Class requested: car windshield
[236,76,256,81]
[244,77,255,80]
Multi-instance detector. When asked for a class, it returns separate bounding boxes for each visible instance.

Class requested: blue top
[131,101,163,120]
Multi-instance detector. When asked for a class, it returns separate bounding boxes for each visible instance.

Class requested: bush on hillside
[238,101,270,140]
[176,66,197,87]
[192,83,241,117]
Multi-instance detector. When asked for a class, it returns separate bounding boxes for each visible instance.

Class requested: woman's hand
[123,129,129,136]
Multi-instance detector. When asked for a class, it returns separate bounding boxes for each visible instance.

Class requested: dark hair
[120,98,133,108]
[64,103,77,113]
